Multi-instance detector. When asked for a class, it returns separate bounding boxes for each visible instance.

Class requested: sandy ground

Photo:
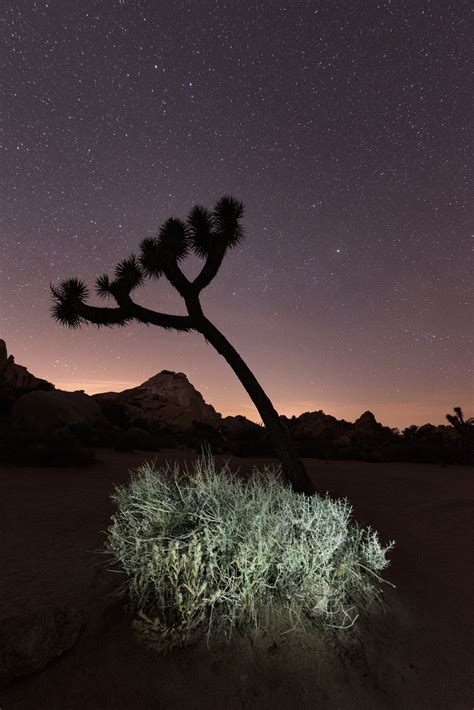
[1,449,473,709]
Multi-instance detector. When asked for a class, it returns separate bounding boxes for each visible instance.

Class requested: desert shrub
[104,449,394,653]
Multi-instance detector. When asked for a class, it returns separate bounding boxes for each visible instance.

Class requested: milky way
[2,1,472,427]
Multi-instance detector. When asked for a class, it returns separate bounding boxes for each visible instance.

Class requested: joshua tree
[446,406,466,429]
[446,406,474,464]
[50,196,315,495]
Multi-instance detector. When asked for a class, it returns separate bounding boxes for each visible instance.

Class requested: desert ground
[1,450,473,709]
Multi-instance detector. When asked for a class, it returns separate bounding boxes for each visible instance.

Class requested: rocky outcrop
[288,410,351,440]
[94,371,222,432]
[220,415,260,433]
[353,410,382,433]
[12,389,105,437]
[352,411,393,446]
[0,605,82,685]
[0,339,53,414]
[0,339,53,392]
[92,394,142,430]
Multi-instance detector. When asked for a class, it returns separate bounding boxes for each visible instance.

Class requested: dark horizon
[2,336,469,434]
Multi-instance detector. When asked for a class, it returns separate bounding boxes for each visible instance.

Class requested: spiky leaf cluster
[139,219,188,278]
[50,277,89,328]
[186,197,244,259]
[139,237,165,277]
[212,195,244,249]
[159,218,190,259]
[96,274,112,298]
[187,206,214,258]
[114,254,145,292]
[95,255,144,299]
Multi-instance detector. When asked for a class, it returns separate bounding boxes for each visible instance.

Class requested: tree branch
[75,303,131,327]
[191,243,226,293]
[162,257,192,297]
[76,301,194,332]
[124,299,194,331]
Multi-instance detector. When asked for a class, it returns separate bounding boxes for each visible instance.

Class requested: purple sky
[2,0,472,428]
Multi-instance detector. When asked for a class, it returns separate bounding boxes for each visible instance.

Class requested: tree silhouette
[446,406,474,464]
[446,406,465,428]
[50,196,315,495]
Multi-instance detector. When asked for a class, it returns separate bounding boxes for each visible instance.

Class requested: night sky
[2,1,472,428]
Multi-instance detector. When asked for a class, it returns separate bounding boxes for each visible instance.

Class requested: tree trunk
[197,317,315,496]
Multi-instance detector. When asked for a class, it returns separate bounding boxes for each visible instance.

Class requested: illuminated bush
[105,449,394,652]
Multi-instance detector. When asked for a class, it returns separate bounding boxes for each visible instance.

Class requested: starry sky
[2,0,472,428]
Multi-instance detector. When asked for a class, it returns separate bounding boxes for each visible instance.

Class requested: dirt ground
[1,450,473,709]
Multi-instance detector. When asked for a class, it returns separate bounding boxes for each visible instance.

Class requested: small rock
[0,605,83,685]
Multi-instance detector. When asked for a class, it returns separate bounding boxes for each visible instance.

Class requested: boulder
[118,426,159,451]
[12,389,105,437]
[0,605,82,685]
[93,393,143,429]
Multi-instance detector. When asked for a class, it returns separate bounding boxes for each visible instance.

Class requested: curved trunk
[197,316,315,496]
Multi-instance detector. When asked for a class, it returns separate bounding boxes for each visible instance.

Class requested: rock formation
[0,339,53,391]
[353,410,382,433]
[352,411,394,446]
[12,389,106,437]
[220,415,261,433]
[0,339,53,413]
[94,370,222,432]
[290,410,351,438]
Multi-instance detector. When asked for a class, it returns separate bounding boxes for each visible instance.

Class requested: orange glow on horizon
[54,378,472,430]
